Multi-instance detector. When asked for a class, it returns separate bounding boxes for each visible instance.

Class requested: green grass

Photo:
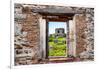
[49,36,67,56]
[49,50,66,56]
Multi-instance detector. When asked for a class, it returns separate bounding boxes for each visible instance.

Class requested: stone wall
[75,8,94,59]
[14,4,40,65]
[14,4,94,65]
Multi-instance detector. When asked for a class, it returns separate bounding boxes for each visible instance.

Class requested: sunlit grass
[49,36,67,56]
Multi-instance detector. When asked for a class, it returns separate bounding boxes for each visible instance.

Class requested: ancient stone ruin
[14,3,94,65]
[55,28,65,37]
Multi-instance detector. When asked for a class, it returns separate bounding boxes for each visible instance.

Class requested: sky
[48,22,67,35]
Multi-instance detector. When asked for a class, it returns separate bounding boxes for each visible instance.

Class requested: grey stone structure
[55,28,65,37]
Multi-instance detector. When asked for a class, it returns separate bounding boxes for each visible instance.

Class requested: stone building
[14,3,94,65]
[55,28,65,37]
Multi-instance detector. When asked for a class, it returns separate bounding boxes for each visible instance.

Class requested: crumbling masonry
[14,4,94,65]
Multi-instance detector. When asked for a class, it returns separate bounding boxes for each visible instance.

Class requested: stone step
[39,58,75,64]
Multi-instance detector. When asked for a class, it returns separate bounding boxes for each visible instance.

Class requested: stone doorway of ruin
[39,14,76,61]
[44,16,75,59]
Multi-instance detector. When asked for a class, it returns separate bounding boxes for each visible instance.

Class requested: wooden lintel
[48,18,68,22]
[42,15,73,21]
[39,12,75,17]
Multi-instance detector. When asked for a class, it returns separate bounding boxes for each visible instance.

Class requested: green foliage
[49,35,54,42]
[49,50,66,56]
[49,36,67,56]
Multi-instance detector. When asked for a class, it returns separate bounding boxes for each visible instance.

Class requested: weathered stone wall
[74,8,94,59]
[75,14,87,55]
[14,4,40,65]
[14,4,94,65]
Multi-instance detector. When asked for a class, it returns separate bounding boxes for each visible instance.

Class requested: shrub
[49,37,54,42]
[48,36,67,56]
[49,50,66,56]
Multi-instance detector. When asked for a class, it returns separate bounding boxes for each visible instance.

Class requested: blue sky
[48,22,67,34]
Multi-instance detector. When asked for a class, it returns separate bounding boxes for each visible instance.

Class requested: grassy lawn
[49,36,67,56]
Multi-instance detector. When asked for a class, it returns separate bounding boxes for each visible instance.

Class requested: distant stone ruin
[55,28,65,37]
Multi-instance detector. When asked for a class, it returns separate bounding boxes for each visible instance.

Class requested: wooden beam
[42,15,73,21]
[39,12,75,16]
[47,18,68,22]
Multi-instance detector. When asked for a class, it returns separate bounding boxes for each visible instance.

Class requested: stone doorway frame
[39,13,76,59]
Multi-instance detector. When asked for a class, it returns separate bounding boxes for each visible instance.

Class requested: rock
[79,51,89,58]
[54,39,58,43]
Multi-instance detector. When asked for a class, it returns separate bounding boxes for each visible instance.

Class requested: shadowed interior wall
[75,14,87,55]
[75,8,94,58]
